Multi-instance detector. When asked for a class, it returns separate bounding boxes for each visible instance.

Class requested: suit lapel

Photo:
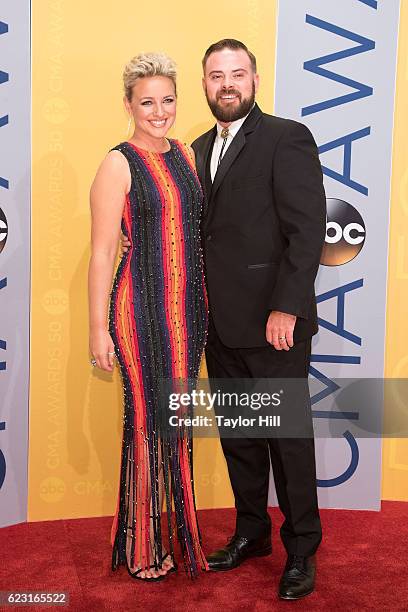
[210,129,246,201]
[197,104,264,230]
[203,104,263,230]
[204,151,212,211]
[195,127,216,208]
[210,104,263,203]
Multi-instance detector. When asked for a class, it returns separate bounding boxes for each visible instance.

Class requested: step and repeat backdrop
[0,0,407,526]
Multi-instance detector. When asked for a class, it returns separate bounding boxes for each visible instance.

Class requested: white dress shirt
[210,111,252,182]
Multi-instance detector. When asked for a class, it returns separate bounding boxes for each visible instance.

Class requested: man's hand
[120,232,131,256]
[266,311,297,351]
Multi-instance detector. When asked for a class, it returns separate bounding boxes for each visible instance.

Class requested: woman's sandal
[161,553,177,575]
[127,564,166,582]
[126,554,177,582]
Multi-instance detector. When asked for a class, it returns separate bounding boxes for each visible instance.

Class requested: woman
[88,52,208,581]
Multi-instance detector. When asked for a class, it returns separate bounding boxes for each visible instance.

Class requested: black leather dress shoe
[206,533,272,571]
[278,554,316,600]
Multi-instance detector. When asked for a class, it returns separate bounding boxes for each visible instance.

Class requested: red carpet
[0,502,407,611]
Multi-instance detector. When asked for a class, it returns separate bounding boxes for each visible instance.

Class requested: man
[192,39,326,601]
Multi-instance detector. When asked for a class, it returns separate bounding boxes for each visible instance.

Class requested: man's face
[202,48,259,124]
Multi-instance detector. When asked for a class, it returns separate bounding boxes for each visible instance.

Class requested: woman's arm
[88,150,130,371]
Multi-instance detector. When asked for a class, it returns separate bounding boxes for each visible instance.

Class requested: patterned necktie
[217,127,230,167]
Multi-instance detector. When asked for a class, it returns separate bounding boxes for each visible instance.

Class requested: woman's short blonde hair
[123,52,177,100]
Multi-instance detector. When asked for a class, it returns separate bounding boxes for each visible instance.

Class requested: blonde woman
[88,53,208,581]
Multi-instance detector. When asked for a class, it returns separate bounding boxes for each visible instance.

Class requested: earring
[127,115,133,138]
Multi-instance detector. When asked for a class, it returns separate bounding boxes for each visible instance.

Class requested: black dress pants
[205,318,322,557]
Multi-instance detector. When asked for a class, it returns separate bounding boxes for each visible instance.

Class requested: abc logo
[0,207,8,254]
[39,476,66,503]
[43,97,70,125]
[42,289,68,315]
[321,198,365,266]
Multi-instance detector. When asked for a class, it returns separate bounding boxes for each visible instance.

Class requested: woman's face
[125,75,176,140]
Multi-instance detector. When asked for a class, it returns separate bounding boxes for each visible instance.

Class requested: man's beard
[205,82,255,123]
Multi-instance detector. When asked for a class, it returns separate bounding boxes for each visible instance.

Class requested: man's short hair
[202,39,257,73]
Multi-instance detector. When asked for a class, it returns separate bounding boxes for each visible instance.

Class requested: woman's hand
[120,232,131,255]
[90,328,116,372]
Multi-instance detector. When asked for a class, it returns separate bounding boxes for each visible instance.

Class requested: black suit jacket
[192,103,326,349]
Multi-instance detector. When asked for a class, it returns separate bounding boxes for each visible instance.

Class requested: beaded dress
[109,139,208,578]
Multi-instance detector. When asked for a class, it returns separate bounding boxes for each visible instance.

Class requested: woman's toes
[163,560,174,571]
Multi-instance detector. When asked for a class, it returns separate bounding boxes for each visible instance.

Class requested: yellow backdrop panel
[382,0,408,501]
[29,0,277,520]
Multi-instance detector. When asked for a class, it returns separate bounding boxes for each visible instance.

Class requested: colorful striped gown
[108,139,208,578]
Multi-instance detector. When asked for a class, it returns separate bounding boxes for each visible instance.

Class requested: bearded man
[192,39,326,600]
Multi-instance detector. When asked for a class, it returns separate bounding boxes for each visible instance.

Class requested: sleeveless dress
[108,139,208,578]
